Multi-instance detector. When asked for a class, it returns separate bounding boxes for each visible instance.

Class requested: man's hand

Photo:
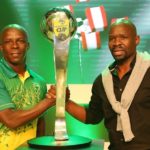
[46,85,56,103]
[46,85,70,103]
[66,86,70,103]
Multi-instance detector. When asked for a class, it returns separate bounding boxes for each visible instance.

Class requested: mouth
[11,52,21,58]
[112,47,124,52]
[11,52,20,55]
[111,48,125,57]
[113,49,123,53]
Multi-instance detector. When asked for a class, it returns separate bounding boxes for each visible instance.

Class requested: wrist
[44,97,56,107]
[65,99,72,111]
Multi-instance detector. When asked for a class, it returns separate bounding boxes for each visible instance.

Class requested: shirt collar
[0,57,33,78]
[109,56,136,75]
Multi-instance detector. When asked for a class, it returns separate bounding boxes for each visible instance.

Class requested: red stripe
[81,32,87,50]
[99,6,107,29]
[96,32,101,48]
[69,5,74,13]
[124,16,129,20]
[111,16,129,24]
[76,0,89,2]
[111,18,117,24]
[86,8,95,32]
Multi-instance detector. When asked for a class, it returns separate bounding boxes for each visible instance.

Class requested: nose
[113,37,121,46]
[11,41,19,48]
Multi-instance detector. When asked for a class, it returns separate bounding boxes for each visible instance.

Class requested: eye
[17,39,27,44]
[119,35,128,40]
[109,36,114,41]
[3,40,13,45]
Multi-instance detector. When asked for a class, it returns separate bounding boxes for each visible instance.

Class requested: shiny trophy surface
[28,7,91,149]
[41,7,77,141]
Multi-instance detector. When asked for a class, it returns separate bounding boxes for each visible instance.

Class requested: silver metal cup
[40,7,77,141]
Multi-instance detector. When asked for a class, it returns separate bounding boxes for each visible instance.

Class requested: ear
[135,35,140,46]
[0,44,3,52]
[27,42,30,50]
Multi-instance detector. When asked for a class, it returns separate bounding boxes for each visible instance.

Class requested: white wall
[47,84,92,103]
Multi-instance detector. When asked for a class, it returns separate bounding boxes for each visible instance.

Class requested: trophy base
[28,135,92,149]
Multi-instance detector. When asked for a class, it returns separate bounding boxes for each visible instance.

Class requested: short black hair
[110,18,137,35]
[0,24,28,43]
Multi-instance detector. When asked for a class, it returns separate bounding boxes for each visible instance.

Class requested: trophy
[28,7,91,149]
[41,7,77,141]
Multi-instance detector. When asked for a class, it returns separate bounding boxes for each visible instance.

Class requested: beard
[110,45,128,61]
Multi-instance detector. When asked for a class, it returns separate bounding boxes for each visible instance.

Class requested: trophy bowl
[40,7,77,42]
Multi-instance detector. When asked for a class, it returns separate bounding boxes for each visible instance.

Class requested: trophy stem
[54,37,70,141]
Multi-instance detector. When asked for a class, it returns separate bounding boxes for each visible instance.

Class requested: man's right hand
[46,85,70,103]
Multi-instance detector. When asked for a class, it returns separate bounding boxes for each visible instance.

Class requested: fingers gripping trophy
[28,8,91,149]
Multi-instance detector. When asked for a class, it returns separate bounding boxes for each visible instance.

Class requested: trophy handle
[54,37,70,140]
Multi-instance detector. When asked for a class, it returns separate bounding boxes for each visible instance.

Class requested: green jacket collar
[0,58,33,78]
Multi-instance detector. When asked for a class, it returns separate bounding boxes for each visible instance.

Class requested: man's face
[108,23,140,62]
[0,28,29,65]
